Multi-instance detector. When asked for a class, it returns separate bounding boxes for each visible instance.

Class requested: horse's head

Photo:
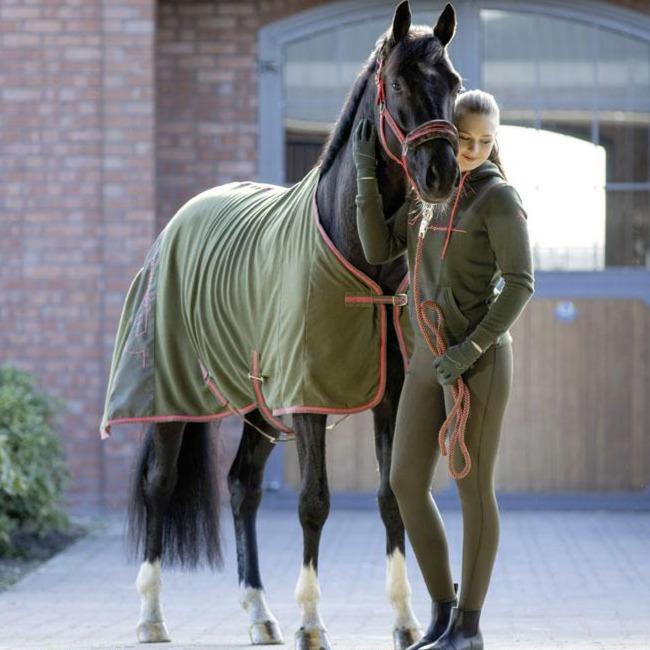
[375,2,461,203]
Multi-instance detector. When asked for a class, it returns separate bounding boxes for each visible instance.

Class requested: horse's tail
[126,421,223,569]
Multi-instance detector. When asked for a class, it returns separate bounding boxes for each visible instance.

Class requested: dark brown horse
[126,2,462,648]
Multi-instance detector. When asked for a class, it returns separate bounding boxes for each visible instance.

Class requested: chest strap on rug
[345,293,408,307]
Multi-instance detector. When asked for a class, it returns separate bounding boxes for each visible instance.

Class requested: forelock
[384,29,445,77]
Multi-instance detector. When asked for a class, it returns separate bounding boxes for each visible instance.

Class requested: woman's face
[455,110,498,172]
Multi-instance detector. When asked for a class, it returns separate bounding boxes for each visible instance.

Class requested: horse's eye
[391,81,401,92]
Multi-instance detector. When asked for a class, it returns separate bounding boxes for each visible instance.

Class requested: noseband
[374,57,459,197]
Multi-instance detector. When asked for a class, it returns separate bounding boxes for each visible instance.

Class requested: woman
[353,90,534,650]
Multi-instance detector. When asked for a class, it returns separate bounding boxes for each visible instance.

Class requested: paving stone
[0,507,648,649]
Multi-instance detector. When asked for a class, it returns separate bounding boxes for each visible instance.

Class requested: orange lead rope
[412,173,472,480]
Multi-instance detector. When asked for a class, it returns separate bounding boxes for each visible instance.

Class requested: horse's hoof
[137,621,171,643]
[250,619,284,645]
[393,626,421,650]
[295,626,331,650]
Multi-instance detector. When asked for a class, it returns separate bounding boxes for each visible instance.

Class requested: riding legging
[390,337,513,611]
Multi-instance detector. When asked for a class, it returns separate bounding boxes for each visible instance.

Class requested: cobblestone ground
[0,506,648,650]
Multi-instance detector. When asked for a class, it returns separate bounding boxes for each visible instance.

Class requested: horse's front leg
[228,410,283,645]
[134,421,185,643]
[373,342,422,650]
[293,413,331,650]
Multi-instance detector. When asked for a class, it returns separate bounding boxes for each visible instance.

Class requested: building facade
[1,0,649,509]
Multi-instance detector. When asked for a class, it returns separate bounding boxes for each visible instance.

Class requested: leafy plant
[0,366,70,555]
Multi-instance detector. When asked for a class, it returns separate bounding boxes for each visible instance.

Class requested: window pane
[596,29,650,182]
[284,17,385,124]
[284,11,466,125]
[599,121,650,184]
[482,10,597,129]
[499,126,606,271]
[338,17,387,86]
[285,30,344,123]
[605,191,650,267]
[536,15,596,103]
[597,27,650,101]
[481,8,650,268]
[482,9,537,117]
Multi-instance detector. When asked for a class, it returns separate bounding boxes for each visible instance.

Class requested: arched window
[259,0,650,270]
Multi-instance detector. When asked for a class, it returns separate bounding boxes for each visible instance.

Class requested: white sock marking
[295,563,326,631]
[386,550,421,630]
[240,586,278,625]
[136,560,164,625]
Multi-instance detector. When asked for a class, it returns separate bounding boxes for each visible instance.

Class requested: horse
[114,2,463,648]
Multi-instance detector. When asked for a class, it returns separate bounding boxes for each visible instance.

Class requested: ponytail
[488,139,507,181]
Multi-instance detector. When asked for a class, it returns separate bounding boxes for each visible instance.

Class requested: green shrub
[0,366,70,555]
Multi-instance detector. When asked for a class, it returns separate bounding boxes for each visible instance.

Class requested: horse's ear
[434,3,456,47]
[389,1,411,47]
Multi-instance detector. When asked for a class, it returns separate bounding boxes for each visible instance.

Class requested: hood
[436,158,504,260]
[467,158,503,184]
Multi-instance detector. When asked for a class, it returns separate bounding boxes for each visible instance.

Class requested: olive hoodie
[355,160,535,351]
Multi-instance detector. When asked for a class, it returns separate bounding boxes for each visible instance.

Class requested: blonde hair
[454,89,506,179]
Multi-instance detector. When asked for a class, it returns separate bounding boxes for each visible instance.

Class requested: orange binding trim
[345,293,408,307]
[249,350,295,438]
[200,361,290,444]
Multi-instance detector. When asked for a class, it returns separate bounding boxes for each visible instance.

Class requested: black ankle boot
[406,583,458,650]
[422,606,483,650]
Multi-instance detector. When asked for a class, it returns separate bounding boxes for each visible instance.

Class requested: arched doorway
[258,1,650,493]
[259,0,650,269]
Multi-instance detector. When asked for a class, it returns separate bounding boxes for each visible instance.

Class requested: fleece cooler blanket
[101,165,412,437]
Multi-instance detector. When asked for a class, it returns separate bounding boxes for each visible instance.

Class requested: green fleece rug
[101,165,412,437]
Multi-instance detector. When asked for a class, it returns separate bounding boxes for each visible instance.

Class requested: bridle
[374,56,459,198]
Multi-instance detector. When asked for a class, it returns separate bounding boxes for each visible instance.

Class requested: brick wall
[155,0,330,231]
[99,0,156,511]
[1,0,649,511]
[612,0,650,13]
[0,0,155,510]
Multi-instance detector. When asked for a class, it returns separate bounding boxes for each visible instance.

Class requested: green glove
[352,118,378,176]
[433,339,482,386]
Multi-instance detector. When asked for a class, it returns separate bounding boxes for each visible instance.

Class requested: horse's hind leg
[373,344,421,650]
[134,421,185,643]
[228,410,283,645]
[293,413,331,650]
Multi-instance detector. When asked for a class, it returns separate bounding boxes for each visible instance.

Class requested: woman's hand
[433,339,482,385]
[353,119,378,177]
